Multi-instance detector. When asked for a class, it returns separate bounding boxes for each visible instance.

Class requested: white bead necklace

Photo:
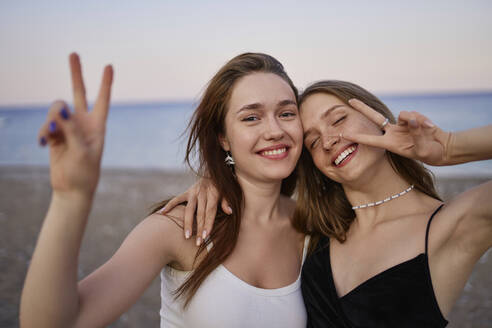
[351,185,415,210]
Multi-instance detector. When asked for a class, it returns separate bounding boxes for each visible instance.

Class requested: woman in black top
[166,80,492,327]
[296,80,491,327]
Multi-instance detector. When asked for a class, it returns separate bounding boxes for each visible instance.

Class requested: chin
[265,171,294,181]
[319,164,363,185]
[262,166,295,181]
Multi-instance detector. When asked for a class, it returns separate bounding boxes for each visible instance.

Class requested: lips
[257,144,290,159]
[332,143,358,167]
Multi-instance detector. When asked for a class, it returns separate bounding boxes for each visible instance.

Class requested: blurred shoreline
[1,165,491,327]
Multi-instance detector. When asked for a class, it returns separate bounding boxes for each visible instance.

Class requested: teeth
[334,145,356,166]
[262,148,286,156]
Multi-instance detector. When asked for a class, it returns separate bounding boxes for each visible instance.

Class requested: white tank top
[160,235,310,328]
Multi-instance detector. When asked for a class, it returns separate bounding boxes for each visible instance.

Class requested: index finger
[342,132,389,150]
[348,99,389,128]
[158,192,188,214]
[69,53,88,113]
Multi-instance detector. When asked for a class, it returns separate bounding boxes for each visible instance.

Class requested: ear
[219,134,230,151]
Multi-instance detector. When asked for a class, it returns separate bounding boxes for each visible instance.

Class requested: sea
[1,93,491,176]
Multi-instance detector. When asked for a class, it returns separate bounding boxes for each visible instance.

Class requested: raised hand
[38,53,113,196]
[159,177,232,244]
[343,99,452,166]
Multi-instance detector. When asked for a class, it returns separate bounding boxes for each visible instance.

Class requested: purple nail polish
[60,107,70,120]
[40,136,47,146]
[49,121,56,133]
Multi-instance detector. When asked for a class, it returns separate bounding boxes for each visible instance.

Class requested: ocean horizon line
[1,163,490,179]
[1,89,492,110]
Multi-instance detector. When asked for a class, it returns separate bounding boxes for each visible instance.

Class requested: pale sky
[1,0,491,106]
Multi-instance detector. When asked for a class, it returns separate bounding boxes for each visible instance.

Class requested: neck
[342,159,416,230]
[236,174,285,224]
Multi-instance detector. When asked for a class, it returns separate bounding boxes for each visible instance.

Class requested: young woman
[170,81,492,327]
[296,80,492,327]
[20,52,310,328]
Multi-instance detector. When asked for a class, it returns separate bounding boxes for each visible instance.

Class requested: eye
[334,115,346,125]
[280,111,296,118]
[310,138,319,149]
[242,115,259,122]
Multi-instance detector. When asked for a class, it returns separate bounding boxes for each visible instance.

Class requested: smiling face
[300,92,385,185]
[220,72,303,184]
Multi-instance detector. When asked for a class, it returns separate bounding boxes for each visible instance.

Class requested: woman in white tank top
[20,52,308,327]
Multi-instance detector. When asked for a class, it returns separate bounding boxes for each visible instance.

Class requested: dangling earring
[224,151,235,166]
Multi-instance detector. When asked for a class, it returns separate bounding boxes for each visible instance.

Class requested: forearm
[447,125,492,165]
[20,191,94,327]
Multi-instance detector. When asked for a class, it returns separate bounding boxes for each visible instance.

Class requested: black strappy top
[301,205,448,327]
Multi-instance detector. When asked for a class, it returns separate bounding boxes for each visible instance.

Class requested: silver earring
[224,151,235,166]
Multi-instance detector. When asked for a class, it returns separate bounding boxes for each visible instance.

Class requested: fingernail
[423,120,435,128]
[185,230,190,239]
[409,119,418,128]
[39,136,47,146]
[196,236,202,246]
[202,230,207,240]
[49,121,57,133]
[227,206,233,214]
[60,107,70,120]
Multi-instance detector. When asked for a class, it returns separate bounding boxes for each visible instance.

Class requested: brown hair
[152,53,298,307]
[293,80,442,245]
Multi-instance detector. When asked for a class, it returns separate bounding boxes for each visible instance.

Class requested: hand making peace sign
[38,53,113,197]
[343,99,452,166]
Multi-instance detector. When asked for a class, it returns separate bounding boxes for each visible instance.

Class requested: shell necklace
[351,185,415,210]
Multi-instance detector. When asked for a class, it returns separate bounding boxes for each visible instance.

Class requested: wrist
[443,131,456,165]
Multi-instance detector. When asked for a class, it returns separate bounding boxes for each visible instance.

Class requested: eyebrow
[236,99,297,114]
[303,104,345,140]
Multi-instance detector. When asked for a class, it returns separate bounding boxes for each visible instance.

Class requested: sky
[1,0,491,106]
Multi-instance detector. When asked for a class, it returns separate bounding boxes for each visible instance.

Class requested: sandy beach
[1,165,491,327]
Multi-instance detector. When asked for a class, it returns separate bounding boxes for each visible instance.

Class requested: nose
[321,134,340,152]
[263,117,284,140]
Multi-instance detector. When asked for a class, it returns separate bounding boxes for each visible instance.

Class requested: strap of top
[425,204,444,254]
[301,235,311,264]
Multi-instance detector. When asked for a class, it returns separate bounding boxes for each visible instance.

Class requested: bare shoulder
[150,205,201,269]
[138,205,189,260]
[151,204,186,232]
